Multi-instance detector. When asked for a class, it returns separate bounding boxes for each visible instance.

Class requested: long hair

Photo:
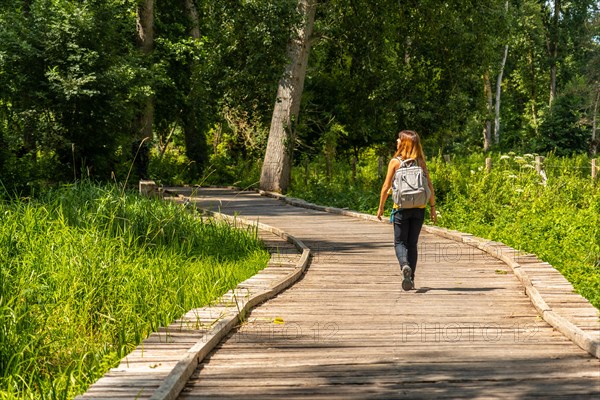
[393,130,425,162]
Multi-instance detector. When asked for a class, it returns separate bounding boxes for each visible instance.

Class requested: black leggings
[393,208,425,279]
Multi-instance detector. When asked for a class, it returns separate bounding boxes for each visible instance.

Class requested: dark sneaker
[402,265,414,291]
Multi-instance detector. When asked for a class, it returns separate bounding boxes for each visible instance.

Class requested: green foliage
[303,0,510,154]
[0,0,145,181]
[535,77,592,155]
[2,0,599,188]
[289,148,383,215]
[289,152,599,310]
[148,146,195,186]
[0,182,269,399]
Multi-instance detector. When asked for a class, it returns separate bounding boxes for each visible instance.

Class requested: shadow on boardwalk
[188,352,599,398]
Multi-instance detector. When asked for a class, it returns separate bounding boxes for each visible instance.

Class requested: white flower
[500,155,511,161]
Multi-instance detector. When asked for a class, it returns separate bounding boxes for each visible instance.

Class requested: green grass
[288,151,600,310]
[0,182,270,399]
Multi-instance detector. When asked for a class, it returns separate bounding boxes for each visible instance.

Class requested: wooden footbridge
[80,187,600,399]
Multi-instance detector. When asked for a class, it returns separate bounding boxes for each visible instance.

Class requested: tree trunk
[527,48,539,135]
[260,0,317,193]
[133,0,154,179]
[181,0,207,175]
[136,0,154,54]
[404,37,412,66]
[494,1,509,145]
[592,85,599,156]
[483,71,493,151]
[547,0,560,106]
[183,0,200,39]
[494,44,508,145]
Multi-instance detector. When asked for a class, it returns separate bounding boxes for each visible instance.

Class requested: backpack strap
[395,157,415,167]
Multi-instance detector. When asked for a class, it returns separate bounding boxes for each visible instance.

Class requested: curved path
[79,188,600,399]
[178,188,598,399]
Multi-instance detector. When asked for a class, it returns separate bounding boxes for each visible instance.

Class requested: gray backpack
[392,157,431,208]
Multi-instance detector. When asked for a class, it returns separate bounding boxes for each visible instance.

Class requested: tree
[181,0,208,176]
[592,85,599,155]
[0,0,147,186]
[543,0,561,106]
[494,1,510,145]
[483,71,493,151]
[260,0,317,193]
[133,0,154,179]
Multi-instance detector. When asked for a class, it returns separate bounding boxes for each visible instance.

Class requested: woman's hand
[430,205,438,224]
[376,207,384,221]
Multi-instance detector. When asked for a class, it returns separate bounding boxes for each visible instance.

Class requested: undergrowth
[0,182,270,399]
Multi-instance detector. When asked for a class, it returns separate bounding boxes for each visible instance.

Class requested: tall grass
[288,151,600,309]
[0,182,270,399]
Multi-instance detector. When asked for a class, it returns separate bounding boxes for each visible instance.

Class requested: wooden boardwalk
[82,187,600,399]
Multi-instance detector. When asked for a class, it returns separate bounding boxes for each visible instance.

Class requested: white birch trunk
[592,85,599,155]
[483,71,493,151]
[494,44,509,145]
[260,0,317,193]
[494,1,509,145]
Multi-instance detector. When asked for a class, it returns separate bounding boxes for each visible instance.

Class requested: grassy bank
[0,183,270,399]
[288,151,600,309]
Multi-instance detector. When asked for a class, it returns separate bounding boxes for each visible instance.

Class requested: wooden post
[139,180,158,198]
[378,156,384,178]
[593,159,597,181]
[485,157,492,173]
[535,156,547,186]
[535,156,544,173]
[351,156,357,182]
[443,154,451,163]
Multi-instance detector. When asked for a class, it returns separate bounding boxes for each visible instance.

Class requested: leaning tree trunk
[483,71,493,151]
[259,0,317,193]
[133,0,154,180]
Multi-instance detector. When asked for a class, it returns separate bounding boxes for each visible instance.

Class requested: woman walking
[376,130,436,290]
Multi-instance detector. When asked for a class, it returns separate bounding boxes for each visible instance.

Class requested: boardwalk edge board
[77,190,311,400]
[257,189,600,359]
